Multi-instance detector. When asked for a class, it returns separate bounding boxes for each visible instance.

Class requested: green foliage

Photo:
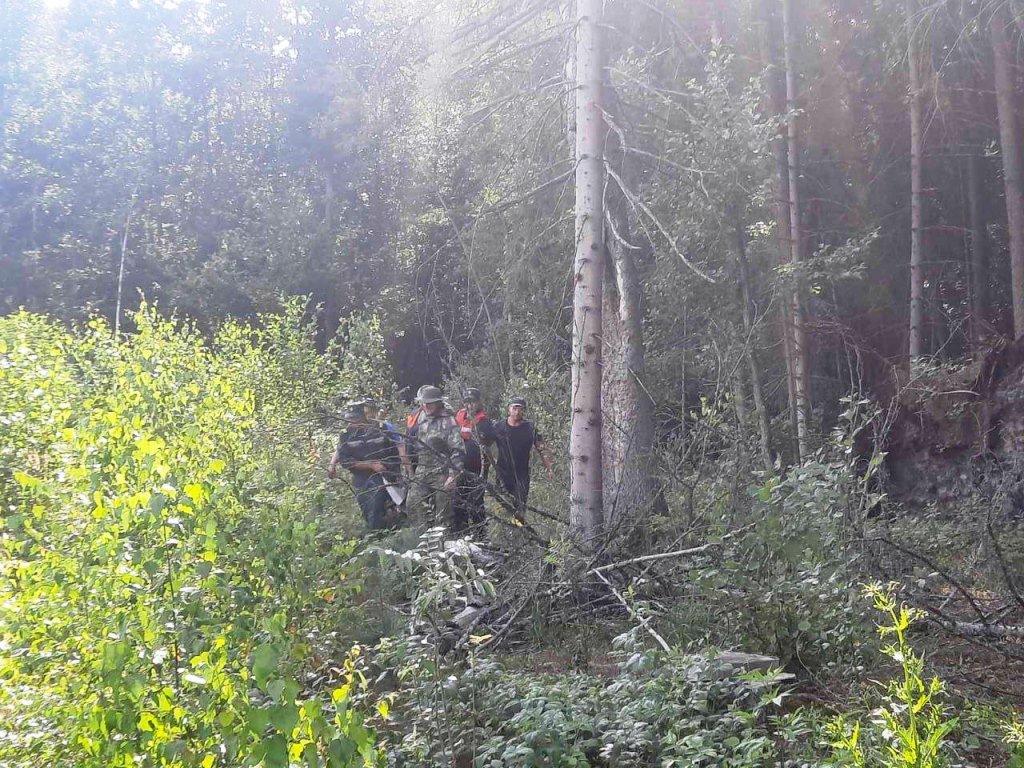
[385,642,805,767]
[1005,721,1024,768]
[827,584,958,768]
[668,399,880,669]
[0,306,386,767]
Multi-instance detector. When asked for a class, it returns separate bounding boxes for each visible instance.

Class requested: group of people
[327,386,553,532]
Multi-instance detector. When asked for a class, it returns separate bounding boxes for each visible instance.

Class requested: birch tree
[907,0,926,361]
[570,0,605,543]
[782,0,810,459]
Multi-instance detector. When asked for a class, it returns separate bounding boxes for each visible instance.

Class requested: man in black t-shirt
[328,401,401,530]
[492,396,553,513]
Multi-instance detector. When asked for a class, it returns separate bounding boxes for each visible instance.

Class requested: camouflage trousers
[406,467,453,526]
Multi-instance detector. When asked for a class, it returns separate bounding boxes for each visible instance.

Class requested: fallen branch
[591,523,755,574]
[592,569,671,652]
[928,620,1024,638]
[857,536,988,623]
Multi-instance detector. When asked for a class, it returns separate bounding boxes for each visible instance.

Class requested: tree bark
[907,0,926,361]
[733,365,750,463]
[761,0,800,460]
[992,4,1024,338]
[570,0,605,543]
[735,219,774,473]
[602,202,658,530]
[679,305,688,457]
[782,0,810,459]
[967,137,989,352]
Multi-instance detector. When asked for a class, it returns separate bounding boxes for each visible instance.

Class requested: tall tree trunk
[967,135,989,352]
[570,0,605,543]
[907,0,926,361]
[602,202,658,530]
[761,0,800,459]
[992,4,1024,338]
[735,219,774,473]
[782,0,810,459]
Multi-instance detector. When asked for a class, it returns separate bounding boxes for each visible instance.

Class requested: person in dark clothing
[328,401,402,530]
[452,387,496,532]
[492,396,553,513]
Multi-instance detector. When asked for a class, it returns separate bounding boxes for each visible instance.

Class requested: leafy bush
[0,306,388,767]
[384,639,808,767]
[666,399,880,671]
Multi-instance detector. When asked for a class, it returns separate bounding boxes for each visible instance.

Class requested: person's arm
[477,416,498,469]
[328,448,341,479]
[397,441,411,476]
[386,423,412,477]
[338,433,386,475]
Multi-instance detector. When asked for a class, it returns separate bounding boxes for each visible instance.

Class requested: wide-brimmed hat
[419,385,444,404]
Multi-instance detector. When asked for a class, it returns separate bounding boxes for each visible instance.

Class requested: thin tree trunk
[907,0,926,361]
[782,0,810,459]
[967,138,989,351]
[735,219,774,473]
[761,0,800,459]
[680,305,688,456]
[992,4,1024,338]
[324,170,334,228]
[570,0,605,543]
[733,365,750,463]
[114,197,135,339]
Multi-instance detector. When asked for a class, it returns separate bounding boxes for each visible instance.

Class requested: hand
[327,466,337,480]
[444,475,457,492]
[546,466,555,479]
[373,461,387,474]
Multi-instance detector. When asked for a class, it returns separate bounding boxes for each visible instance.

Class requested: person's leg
[368,480,391,530]
[452,474,473,533]
[406,470,430,525]
[507,473,532,514]
[356,475,388,530]
[514,474,530,513]
[467,472,486,529]
[498,471,517,501]
[411,468,446,526]
[432,484,453,527]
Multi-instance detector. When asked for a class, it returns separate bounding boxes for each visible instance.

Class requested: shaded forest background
[6,0,1024,766]
[6,0,1020,421]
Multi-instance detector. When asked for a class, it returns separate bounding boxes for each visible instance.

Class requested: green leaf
[253,644,279,688]
[263,734,288,768]
[13,470,40,488]
[269,703,299,734]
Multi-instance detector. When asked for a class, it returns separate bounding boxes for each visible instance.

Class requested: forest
[3,0,1024,765]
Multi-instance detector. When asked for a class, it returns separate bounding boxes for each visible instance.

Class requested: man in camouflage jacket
[406,385,465,527]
